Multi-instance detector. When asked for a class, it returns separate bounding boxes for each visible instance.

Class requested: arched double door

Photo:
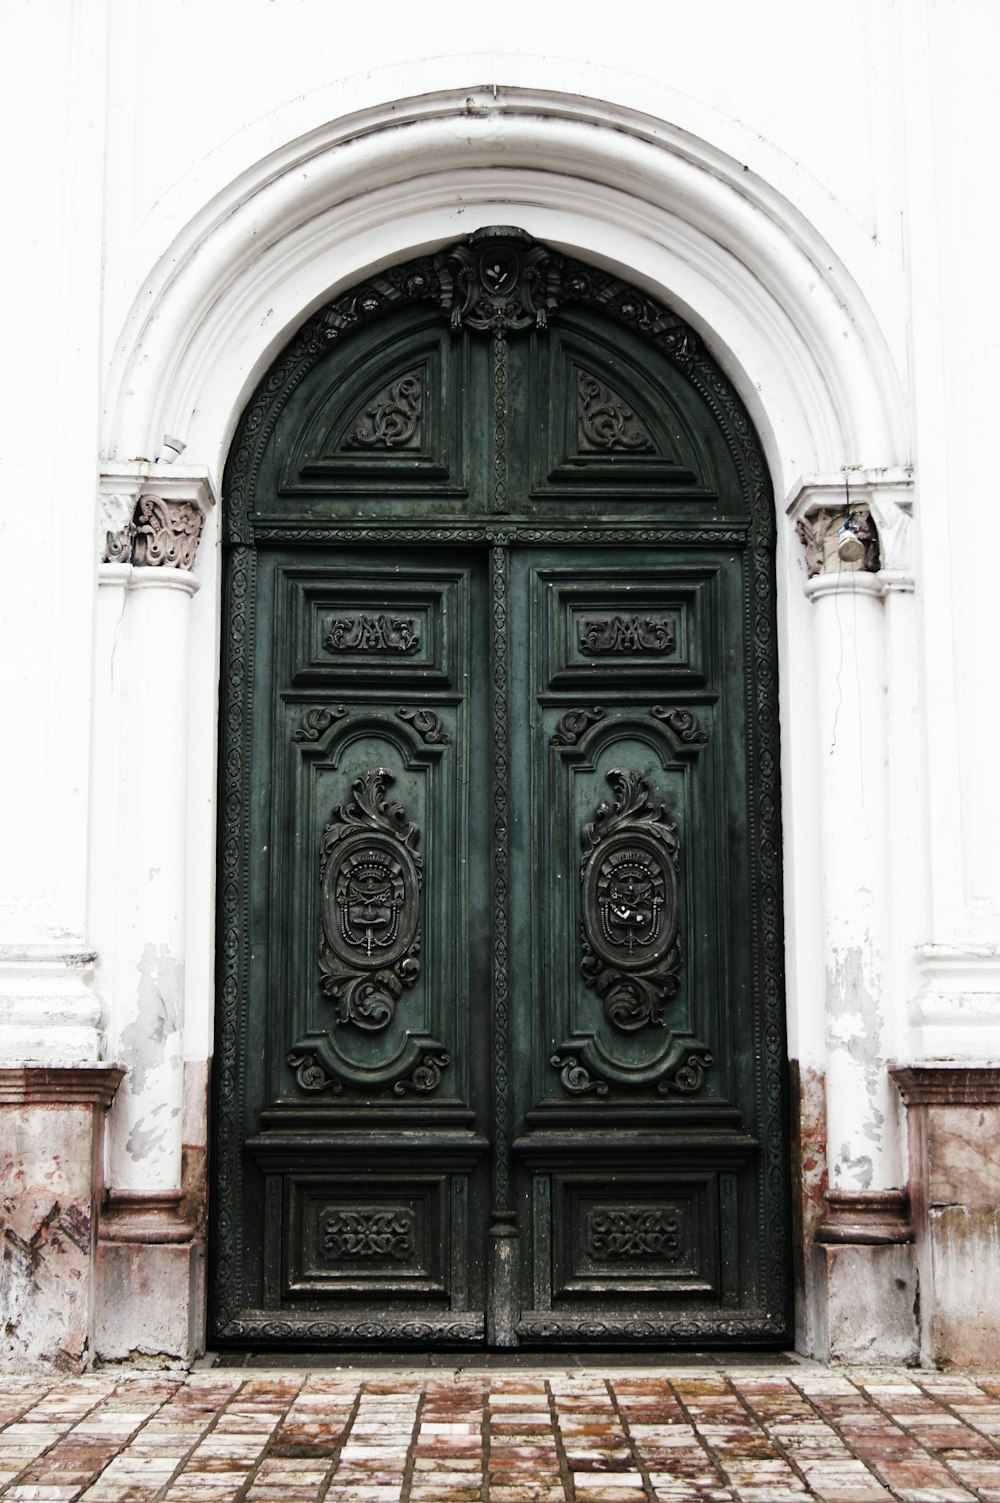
[211,229,788,1348]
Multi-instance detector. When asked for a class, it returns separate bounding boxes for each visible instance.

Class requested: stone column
[790,472,917,1362]
[91,466,215,1361]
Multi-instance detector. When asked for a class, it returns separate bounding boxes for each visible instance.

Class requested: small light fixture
[156,434,187,463]
[837,516,865,564]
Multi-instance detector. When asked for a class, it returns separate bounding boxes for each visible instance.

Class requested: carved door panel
[212,229,788,1348]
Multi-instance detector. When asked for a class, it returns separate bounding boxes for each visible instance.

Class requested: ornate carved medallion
[580,769,681,1030]
[439,227,555,334]
[318,769,422,1030]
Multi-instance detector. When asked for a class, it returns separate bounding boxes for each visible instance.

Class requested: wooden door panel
[214,231,788,1349]
[232,547,492,1340]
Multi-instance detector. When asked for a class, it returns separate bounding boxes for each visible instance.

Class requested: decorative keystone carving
[796,503,879,578]
[102,494,207,570]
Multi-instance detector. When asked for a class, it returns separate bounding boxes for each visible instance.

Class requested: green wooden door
[212,230,788,1348]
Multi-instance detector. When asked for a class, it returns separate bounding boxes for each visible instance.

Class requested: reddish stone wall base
[0,1065,123,1374]
[893,1065,1000,1367]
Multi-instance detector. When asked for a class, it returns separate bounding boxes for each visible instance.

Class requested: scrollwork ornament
[392,1050,450,1095]
[580,769,681,1030]
[131,496,206,570]
[550,706,606,747]
[551,1053,609,1096]
[577,370,653,452]
[344,370,422,449]
[103,526,132,563]
[656,1049,714,1095]
[650,706,709,745]
[287,1051,341,1094]
[396,707,450,745]
[318,769,422,1031]
[292,705,348,743]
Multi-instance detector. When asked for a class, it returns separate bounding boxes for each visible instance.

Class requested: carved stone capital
[796,503,879,578]
[98,463,217,570]
[787,469,914,583]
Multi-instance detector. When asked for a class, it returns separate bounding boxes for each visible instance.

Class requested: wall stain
[120,944,184,1094]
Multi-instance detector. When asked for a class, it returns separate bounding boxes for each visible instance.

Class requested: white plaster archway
[93,87,918,1359]
[103,88,907,486]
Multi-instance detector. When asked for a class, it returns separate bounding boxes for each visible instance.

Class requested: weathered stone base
[0,1065,123,1374]
[893,1065,1000,1367]
[811,1241,919,1365]
[94,1238,205,1364]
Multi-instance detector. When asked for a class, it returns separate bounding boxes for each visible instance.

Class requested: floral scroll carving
[550,706,606,747]
[344,371,422,450]
[577,370,653,452]
[580,769,681,1031]
[102,495,206,570]
[322,1209,415,1261]
[318,768,422,1031]
[323,615,421,655]
[587,1207,683,1261]
[577,615,677,656]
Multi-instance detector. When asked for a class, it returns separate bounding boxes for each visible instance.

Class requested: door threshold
[204,1348,808,1370]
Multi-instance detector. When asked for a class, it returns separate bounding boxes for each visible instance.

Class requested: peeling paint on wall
[120,944,184,1093]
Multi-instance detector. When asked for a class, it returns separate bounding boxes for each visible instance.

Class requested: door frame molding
[94,87,915,1355]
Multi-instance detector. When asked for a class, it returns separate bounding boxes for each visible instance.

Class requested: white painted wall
[1,0,998,1132]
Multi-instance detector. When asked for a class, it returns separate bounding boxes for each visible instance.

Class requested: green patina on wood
[212,229,788,1347]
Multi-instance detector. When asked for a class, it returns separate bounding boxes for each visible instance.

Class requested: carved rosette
[318,768,422,1031]
[102,494,207,570]
[580,769,681,1030]
[796,503,879,578]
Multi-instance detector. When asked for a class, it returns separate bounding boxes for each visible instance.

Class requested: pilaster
[788,469,918,1363]
[90,464,216,1362]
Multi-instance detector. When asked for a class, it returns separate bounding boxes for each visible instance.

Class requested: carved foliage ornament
[577,370,653,453]
[577,614,677,656]
[103,495,206,570]
[580,769,681,1031]
[587,1207,683,1262]
[323,615,421,655]
[318,768,421,1031]
[797,503,879,578]
[322,1209,415,1262]
[343,371,422,450]
[317,230,698,365]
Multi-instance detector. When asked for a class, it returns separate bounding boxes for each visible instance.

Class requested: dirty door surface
[212,230,788,1348]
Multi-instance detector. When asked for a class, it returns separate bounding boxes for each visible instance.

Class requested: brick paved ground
[2,1367,1000,1503]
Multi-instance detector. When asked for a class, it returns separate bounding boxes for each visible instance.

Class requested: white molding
[907,944,1000,1061]
[102,90,908,490]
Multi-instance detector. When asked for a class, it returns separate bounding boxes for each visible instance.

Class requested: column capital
[787,468,915,582]
[99,463,218,571]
